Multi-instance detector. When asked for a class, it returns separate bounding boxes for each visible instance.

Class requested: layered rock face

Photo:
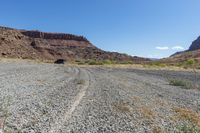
[0,26,148,63]
[189,36,200,51]
[21,30,90,42]
[166,36,200,64]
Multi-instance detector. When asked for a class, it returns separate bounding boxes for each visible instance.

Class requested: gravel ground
[0,61,200,133]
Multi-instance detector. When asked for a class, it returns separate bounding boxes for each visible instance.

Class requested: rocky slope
[0,26,148,63]
[165,36,200,64]
[189,36,200,51]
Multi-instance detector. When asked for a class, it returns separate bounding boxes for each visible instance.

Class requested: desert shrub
[88,60,103,65]
[75,60,82,63]
[140,106,155,119]
[184,59,199,89]
[176,63,182,67]
[102,59,113,65]
[74,60,87,65]
[169,79,187,86]
[174,107,200,126]
[84,60,90,64]
[168,79,194,89]
[148,61,167,67]
[119,61,133,64]
[112,102,131,113]
[153,126,164,133]
[78,62,85,65]
[183,58,199,69]
[88,61,96,65]
[176,124,200,133]
[158,63,166,67]
[97,62,104,65]
[186,59,195,66]
[76,79,85,85]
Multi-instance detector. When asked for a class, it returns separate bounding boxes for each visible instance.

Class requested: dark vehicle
[54,59,65,64]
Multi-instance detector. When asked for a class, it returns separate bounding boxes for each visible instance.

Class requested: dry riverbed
[0,61,200,133]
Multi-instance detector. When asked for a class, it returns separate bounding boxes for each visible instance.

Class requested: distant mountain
[170,51,185,57]
[0,26,149,63]
[163,36,200,65]
[171,36,200,57]
[189,36,200,51]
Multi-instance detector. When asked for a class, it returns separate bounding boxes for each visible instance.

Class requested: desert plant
[174,107,200,126]
[119,61,133,64]
[153,126,164,133]
[75,60,81,63]
[112,102,131,113]
[102,59,113,65]
[77,62,85,65]
[185,59,199,89]
[168,79,194,89]
[176,124,200,133]
[147,61,167,67]
[88,60,103,65]
[140,106,155,119]
[184,59,198,70]
[76,79,85,85]
[174,107,200,132]
[88,60,97,65]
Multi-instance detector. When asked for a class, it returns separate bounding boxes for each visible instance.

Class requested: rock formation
[171,36,200,57]
[0,26,149,63]
[189,36,200,51]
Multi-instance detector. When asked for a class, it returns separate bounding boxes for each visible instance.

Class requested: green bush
[185,59,195,66]
[75,60,81,63]
[88,60,103,65]
[78,62,86,65]
[183,58,199,69]
[147,62,167,67]
[102,59,113,65]
[168,78,193,89]
[120,61,133,64]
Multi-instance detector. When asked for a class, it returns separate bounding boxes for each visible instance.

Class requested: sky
[0,0,200,58]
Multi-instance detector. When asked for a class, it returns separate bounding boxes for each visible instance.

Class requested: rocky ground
[0,61,200,133]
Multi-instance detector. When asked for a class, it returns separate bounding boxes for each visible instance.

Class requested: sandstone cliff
[0,26,148,63]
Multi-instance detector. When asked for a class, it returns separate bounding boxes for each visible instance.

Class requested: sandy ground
[0,61,200,133]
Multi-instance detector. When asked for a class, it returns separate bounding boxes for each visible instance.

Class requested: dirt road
[0,62,200,132]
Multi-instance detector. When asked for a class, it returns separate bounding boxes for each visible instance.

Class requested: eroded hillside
[0,26,149,63]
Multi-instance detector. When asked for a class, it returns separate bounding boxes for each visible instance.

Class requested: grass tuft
[173,107,200,126]
[113,102,131,113]
[153,126,164,133]
[140,107,155,120]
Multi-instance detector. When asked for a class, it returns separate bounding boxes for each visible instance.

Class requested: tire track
[49,68,90,133]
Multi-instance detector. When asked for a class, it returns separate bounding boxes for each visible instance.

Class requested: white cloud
[155,45,185,51]
[147,54,161,59]
[155,46,169,50]
[171,46,184,50]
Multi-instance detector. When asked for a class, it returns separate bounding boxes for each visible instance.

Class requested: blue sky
[0,0,200,58]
